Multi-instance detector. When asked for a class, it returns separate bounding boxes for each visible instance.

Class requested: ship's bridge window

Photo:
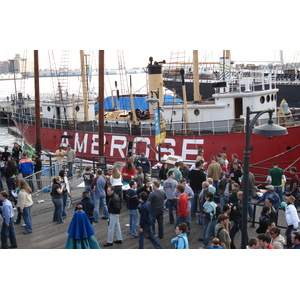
[194,109,200,116]
[266,95,270,102]
[260,96,265,104]
[47,106,51,112]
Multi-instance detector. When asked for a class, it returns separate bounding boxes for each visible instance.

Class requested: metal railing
[13,107,300,137]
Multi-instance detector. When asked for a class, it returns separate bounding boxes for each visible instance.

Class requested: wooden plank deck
[7,176,289,249]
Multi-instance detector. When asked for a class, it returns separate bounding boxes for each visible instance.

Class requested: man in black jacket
[188,161,206,216]
[103,186,122,247]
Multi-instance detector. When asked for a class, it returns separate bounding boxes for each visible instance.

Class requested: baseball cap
[218,214,229,223]
[266,185,274,191]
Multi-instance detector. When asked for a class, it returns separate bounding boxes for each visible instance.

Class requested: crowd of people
[0,141,41,248]
[1,144,300,249]
[75,150,300,249]
[0,142,76,249]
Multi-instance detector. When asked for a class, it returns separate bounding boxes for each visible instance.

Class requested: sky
[1,50,300,71]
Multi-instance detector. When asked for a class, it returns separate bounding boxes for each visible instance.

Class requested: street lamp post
[241,107,288,249]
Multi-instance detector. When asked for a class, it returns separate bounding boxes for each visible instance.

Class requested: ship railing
[12,109,300,137]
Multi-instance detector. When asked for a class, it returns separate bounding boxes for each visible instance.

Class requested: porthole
[260,96,265,104]
[194,109,200,116]
[266,95,270,102]
[271,94,274,101]
[75,106,80,112]
[47,106,51,112]
[173,111,176,115]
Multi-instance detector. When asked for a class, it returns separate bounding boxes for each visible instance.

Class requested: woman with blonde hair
[18,179,33,234]
[110,167,123,202]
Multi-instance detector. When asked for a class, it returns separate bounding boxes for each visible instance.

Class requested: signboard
[154,106,166,146]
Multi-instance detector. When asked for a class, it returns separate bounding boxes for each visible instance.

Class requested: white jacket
[285,204,300,229]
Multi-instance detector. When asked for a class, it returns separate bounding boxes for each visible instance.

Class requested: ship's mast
[34,50,41,153]
[193,50,201,102]
[80,50,89,122]
[98,50,105,158]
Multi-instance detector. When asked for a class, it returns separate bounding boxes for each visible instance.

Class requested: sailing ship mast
[34,50,41,152]
[98,50,105,158]
[193,50,201,102]
[80,50,89,122]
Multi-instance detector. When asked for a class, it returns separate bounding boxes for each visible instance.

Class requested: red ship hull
[14,121,300,178]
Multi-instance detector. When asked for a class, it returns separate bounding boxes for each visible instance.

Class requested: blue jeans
[52,198,63,223]
[167,199,178,224]
[85,185,94,202]
[67,162,73,178]
[129,209,139,237]
[198,200,205,225]
[6,177,16,195]
[62,191,68,217]
[220,195,229,210]
[138,224,163,249]
[152,209,164,237]
[93,194,110,222]
[191,190,201,214]
[274,185,283,202]
[54,161,63,176]
[107,214,122,243]
[177,215,190,232]
[22,205,33,233]
[202,218,217,248]
[1,217,18,248]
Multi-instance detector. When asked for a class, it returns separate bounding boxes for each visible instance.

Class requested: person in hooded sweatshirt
[269,226,285,249]
[171,222,189,249]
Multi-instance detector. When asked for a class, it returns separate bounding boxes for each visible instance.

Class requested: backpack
[212,204,222,221]
[176,237,188,249]
[214,226,224,239]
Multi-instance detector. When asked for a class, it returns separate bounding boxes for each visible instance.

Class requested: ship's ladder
[164,50,187,81]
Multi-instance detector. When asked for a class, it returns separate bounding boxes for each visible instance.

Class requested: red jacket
[121,165,136,181]
[178,193,188,217]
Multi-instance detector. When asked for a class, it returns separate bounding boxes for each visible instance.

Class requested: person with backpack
[171,222,189,249]
[214,214,231,249]
[201,192,221,249]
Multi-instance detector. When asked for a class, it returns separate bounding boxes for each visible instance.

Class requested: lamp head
[253,118,288,137]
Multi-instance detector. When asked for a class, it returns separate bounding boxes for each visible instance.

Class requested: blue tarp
[94,95,183,111]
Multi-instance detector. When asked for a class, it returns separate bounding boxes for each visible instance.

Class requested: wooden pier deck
[7,176,290,250]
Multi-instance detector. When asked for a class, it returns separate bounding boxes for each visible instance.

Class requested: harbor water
[0,73,148,101]
[0,125,20,151]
